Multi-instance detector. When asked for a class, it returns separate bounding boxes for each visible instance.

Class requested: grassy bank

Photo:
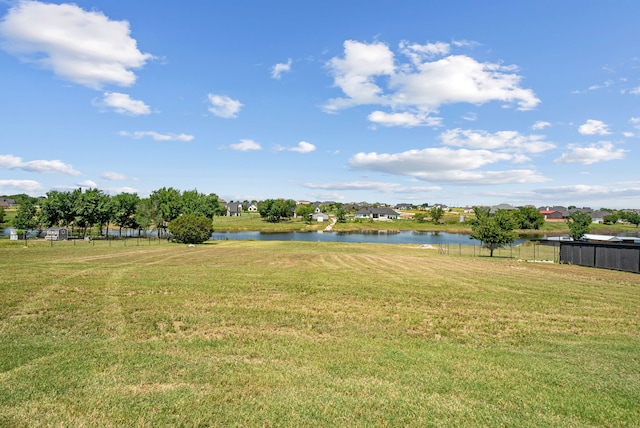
[1,241,638,426]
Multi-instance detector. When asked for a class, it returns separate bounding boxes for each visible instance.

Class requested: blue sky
[1,0,639,208]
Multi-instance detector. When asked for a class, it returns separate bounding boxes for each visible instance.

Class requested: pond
[209,230,534,245]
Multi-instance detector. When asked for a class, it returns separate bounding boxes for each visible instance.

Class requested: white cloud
[440,129,555,154]
[207,94,243,118]
[119,131,194,142]
[629,87,640,95]
[289,141,316,153]
[77,179,97,188]
[462,112,477,122]
[349,147,548,185]
[0,1,153,89]
[399,40,450,66]
[554,142,626,165]
[0,179,43,193]
[368,111,442,127]
[324,40,396,111]
[623,132,635,138]
[630,117,640,129]
[101,171,130,181]
[323,40,539,127]
[578,119,611,135]
[532,120,551,130]
[303,181,441,194]
[0,154,81,175]
[271,58,292,79]
[99,92,150,115]
[230,139,261,151]
[532,183,640,202]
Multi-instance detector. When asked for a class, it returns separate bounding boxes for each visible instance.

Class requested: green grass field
[1,241,638,426]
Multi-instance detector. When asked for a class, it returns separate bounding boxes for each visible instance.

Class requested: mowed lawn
[0,241,638,427]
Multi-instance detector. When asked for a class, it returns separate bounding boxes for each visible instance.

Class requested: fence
[559,241,640,273]
[434,241,560,262]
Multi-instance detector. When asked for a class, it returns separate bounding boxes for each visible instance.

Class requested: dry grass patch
[0,241,638,426]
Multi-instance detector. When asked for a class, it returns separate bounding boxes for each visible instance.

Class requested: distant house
[395,203,414,210]
[539,209,565,221]
[490,203,517,214]
[354,208,400,220]
[538,206,570,221]
[0,198,16,208]
[589,211,612,224]
[223,202,243,216]
[45,227,69,241]
[311,212,330,222]
[247,203,258,212]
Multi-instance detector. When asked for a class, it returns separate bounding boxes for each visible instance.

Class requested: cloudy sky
[1,1,639,208]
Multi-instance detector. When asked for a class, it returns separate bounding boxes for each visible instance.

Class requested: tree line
[9,187,225,238]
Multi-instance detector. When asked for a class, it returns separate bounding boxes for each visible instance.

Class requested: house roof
[355,208,400,216]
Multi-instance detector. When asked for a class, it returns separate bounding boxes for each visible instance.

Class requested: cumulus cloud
[271,58,292,79]
[554,142,626,165]
[303,181,441,194]
[440,129,555,154]
[0,1,153,89]
[119,131,194,142]
[324,40,539,127]
[368,111,442,127]
[77,179,97,188]
[289,141,316,153]
[578,119,611,135]
[207,94,243,118]
[98,92,150,115]
[101,171,130,181]
[532,121,551,130]
[230,139,261,151]
[0,154,81,175]
[349,147,548,185]
[0,179,43,193]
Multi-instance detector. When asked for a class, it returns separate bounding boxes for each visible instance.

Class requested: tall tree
[295,204,314,222]
[258,199,295,223]
[567,211,592,240]
[429,206,444,224]
[470,208,518,257]
[515,206,545,230]
[111,192,140,237]
[13,196,39,231]
[148,187,182,236]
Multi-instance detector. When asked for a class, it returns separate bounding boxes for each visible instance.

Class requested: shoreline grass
[1,241,638,426]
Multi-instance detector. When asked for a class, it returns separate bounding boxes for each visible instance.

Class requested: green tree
[567,211,592,240]
[295,204,315,222]
[335,207,347,223]
[74,188,108,237]
[429,206,444,224]
[148,187,182,237]
[470,208,518,257]
[111,192,141,237]
[413,212,427,222]
[135,198,155,236]
[602,213,619,225]
[13,196,39,231]
[258,199,295,223]
[624,211,640,228]
[0,207,5,225]
[515,206,545,230]
[168,214,213,244]
[181,190,224,218]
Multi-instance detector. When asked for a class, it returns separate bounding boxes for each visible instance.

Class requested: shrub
[168,215,213,244]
